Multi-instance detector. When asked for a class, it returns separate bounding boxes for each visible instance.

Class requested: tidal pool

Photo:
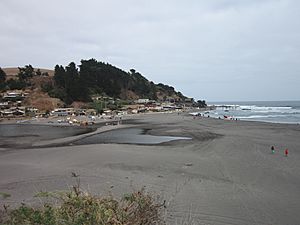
[73,128,191,145]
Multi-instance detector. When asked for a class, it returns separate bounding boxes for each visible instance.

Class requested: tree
[52,63,90,104]
[64,62,79,103]
[195,100,207,108]
[17,65,35,81]
[6,78,26,90]
[54,65,66,88]
[36,69,42,76]
[129,69,136,75]
[0,67,6,83]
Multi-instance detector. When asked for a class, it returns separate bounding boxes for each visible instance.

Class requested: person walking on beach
[271,146,275,154]
[285,148,289,157]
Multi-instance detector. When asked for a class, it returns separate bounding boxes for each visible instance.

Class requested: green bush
[1,188,165,225]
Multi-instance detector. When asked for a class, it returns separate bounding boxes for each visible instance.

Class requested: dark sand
[0,113,300,225]
[0,124,94,149]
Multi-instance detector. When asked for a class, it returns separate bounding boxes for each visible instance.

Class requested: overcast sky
[1,0,299,101]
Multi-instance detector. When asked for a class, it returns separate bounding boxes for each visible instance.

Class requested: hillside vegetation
[0,59,188,107]
[49,59,186,104]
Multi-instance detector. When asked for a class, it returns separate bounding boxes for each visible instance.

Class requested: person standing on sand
[271,146,275,154]
[285,148,289,157]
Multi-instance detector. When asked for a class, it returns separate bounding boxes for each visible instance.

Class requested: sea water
[207,101,300,124]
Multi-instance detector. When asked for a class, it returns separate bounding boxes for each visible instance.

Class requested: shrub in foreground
[1,187,165,225]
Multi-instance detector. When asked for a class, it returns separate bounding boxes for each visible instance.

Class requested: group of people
[271,146,289,157]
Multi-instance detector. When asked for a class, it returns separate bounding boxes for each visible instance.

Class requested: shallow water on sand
[73,128,191,145]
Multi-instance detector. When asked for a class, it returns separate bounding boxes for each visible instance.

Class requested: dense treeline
[47,59,186,104]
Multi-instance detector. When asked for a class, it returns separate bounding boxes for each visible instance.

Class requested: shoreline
[1,106,300,126]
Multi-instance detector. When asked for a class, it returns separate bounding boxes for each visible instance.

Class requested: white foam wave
[216,105,296,113]
[238,114,287,119]
[241,105,292,111]
[210,102,300,124]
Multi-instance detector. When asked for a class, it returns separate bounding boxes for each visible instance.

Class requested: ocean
[207,101,300,124]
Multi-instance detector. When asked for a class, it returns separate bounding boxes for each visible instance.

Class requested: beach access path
[0,112,299,225]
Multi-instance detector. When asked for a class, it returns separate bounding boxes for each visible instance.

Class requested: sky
[1,0,300,102]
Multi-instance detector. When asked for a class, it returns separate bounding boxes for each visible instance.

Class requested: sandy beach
[0,113,300,225]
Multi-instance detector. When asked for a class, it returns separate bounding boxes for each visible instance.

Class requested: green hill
[0,59,192,108]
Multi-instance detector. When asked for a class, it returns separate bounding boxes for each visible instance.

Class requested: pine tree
[0,67,6,83]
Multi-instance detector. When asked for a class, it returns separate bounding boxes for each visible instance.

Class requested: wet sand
[0,123,94,149]
[0,113,300,225]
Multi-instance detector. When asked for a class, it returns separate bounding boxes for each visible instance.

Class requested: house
[13,109,25,116]
[136,99,150,104]
[51,108,75,116]
[0,102,10,109]
[123,104,146,114]
[166,97,175,103]
[184,97,194,103]
[92,95,115,104]
[0,108,25,117]
[26,107,39,116]
[2,91,25,101]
